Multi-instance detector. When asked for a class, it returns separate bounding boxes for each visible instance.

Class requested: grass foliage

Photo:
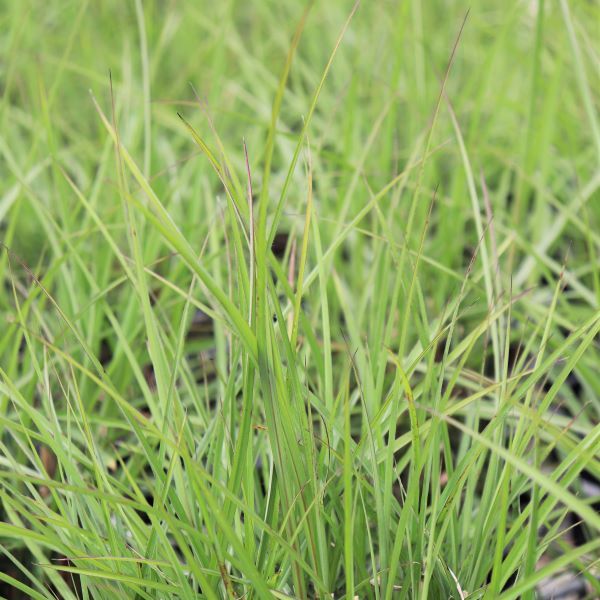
[0,0,599,598]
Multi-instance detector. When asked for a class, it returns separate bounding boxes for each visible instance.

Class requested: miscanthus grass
[1,1,599,598]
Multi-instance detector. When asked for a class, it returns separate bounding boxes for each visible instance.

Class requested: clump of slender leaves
[0,1,599,598]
